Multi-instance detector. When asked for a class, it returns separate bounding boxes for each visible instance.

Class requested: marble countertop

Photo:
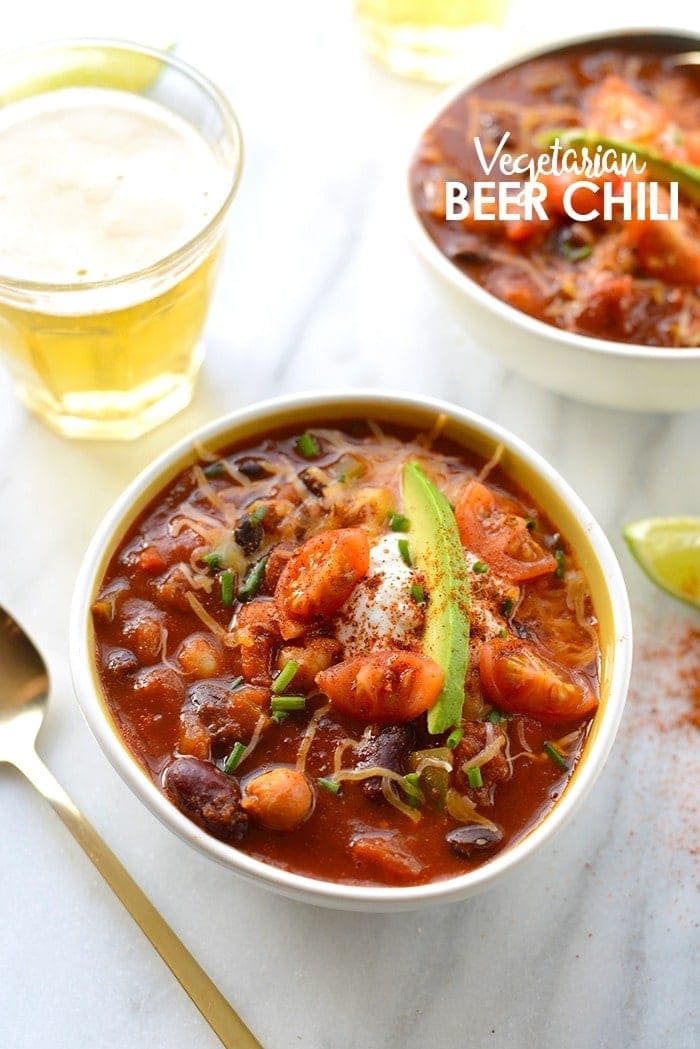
[1,3,698,1048]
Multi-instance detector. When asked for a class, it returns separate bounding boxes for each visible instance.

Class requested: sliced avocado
[537,127,700,206]
[402,462,470,734]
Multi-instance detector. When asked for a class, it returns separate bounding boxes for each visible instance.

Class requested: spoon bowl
[0,606,49,759]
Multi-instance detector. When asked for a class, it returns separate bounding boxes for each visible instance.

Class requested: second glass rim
[0,36,244,298]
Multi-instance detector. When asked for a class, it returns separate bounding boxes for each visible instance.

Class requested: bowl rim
[69,389,633,908]
[404,25,700,363]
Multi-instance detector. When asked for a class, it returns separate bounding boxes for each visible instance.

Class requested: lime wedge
[0,44,174,106]
[623,517,700,609]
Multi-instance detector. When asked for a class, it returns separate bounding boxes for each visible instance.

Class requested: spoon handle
[14,748,263,1049]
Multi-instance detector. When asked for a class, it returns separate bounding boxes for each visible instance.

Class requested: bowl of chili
[407,28,700,412]
[70,390,632,910]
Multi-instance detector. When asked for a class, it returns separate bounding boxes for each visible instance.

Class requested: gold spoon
[0,604,262,1049]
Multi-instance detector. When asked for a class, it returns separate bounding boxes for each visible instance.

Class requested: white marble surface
[1,3,698,1048]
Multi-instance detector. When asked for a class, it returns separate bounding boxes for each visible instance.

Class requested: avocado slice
[537,127,700,206]
[402,462,470,734]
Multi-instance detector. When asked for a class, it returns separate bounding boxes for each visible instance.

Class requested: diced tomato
[634,209,700,285]
[455,481,557,583]
[316,649,444,724]
[585,76,668,144]
[274,528,370,639]
[479,637,598,721]
[138,546,167,574]
[349,833,424,883]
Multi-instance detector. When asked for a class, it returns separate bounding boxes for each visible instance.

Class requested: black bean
[236,458,266,479]
[446,824,503,858]
[357,725,415,801]
[164,756,248,843]
[234,516,264,555]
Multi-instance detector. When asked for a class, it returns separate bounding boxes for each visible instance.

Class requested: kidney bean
[164,756,248,843]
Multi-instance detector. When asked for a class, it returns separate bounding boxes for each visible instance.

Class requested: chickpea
[177,633,223,678]
[242,768,314,831]
[277,638,342,692]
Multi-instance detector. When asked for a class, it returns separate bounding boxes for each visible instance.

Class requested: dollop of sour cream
[334,534,424,657]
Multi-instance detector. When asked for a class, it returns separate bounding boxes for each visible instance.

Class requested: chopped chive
[271,695,306,713]
[238,555,268,602]
[497,629,508,639]
[402,772,422,806]
[230,675,245,692]
[501,597,514,617]
[446,727,463,749]
[271,711,289,725]
[202,552,222,571]
[544,741,569,769]
[485,709,505,724]
[247,505,268,525]
[554,548,565,579]
[526,517,536,531]
[272,660,299,695]
[223,741,246,774]
[318,777,342,795]
[296,432,320,459]
[387,511,410,532]
[560,240,593,262]
[220,569,235,608]
[410,583,426,604]
[467,766,483,789]
[472,561,488,574]
[398,538,412,566]
[203,461,225,479]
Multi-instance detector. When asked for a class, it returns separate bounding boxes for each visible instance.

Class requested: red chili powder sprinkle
[620,609,700,862]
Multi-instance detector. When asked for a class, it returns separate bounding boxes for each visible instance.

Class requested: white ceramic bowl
[406,28,700,413]
[70,390,632,911]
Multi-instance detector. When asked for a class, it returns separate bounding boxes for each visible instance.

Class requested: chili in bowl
[70,391,632,910]
[407,29,700,412]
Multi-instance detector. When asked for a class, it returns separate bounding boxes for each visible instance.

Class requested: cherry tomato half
[479,636,598,721]
[275,527,370,639]
[455,481,557,583]
[316,649,444,724]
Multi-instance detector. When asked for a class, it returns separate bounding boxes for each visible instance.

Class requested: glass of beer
[0,40,243,440]
[355,0,511,82]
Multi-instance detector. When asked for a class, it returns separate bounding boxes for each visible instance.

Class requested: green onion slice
[387,511,410,532]
[220,569,235,608]
[223,741,246,775]
[472,560,488,574]
[203,461,225,479]
[238,555,268,602]
[466,766,483,789]
[554,548,565,579]
[247,505,268,525]
[296,432,320,459]
[202,552,222,571]
[318,777,341,795]
[410,583,426,604]
[271,695,306,713]
[446,727,463,749]
[544,741,569,769]
[272,660,299,695]
[230,675,245,692]
[398,538,412,566]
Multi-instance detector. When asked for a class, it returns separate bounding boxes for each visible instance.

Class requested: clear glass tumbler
[0,40,243,440]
